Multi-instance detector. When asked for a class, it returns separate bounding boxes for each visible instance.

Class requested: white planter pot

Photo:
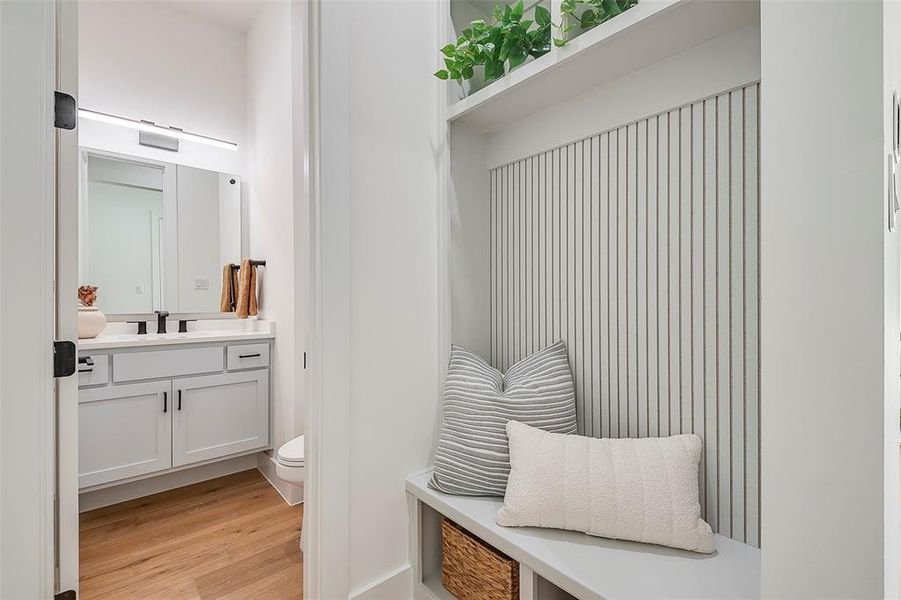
[78,306,107,339]
[459,57,536,99]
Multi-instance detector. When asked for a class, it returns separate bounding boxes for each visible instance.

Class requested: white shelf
[447,0,759,133]
[407,471,760,600]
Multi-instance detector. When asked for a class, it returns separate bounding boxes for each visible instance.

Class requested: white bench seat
[406,470,759,600]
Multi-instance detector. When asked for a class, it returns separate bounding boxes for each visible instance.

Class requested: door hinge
[54,91,77,130]
[55,591,76,600]
[53,341,77,378]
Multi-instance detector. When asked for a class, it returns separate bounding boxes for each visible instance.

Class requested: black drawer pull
[163,391,168,413]
[238,353,261,359]
[77,368,93,373]
[177,389,182,411]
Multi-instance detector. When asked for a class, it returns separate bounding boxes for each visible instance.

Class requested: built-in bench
[406,470,760,600]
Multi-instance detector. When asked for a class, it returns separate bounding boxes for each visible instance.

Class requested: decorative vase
[78,305,107,339]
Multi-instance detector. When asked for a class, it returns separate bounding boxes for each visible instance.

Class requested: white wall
[246,1,303,458]
[314,0,441,596]
[486,23,760,169]
[78,0,246,175]
[346,0,440,589]
[760,1,899,597]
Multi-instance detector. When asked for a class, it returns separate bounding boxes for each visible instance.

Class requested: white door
[0,1,73,597]
[172,371,269,467]
[78,381,173,488]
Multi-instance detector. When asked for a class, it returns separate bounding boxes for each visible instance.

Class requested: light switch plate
[193,276,210,291]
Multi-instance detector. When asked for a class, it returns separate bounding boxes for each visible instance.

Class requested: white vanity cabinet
[78,380,172,488]
[77,339,272,491]
[172,370,269,467]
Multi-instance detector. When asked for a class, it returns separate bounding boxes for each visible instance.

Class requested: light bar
[78,108,238,151]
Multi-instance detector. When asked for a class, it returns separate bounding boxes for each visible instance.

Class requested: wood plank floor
[80,469,303,600]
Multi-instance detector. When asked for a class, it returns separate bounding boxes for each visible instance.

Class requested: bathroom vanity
[77,323,274,490]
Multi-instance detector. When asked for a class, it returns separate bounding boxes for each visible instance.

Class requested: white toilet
[276,434,305,487]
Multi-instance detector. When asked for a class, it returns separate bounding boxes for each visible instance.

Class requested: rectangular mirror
[79,150,242,316]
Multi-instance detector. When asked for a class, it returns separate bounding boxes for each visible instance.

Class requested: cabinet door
[79,380,172,488]
[172,371,269,467]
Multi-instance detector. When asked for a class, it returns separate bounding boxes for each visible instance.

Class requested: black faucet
[155,310,169,334]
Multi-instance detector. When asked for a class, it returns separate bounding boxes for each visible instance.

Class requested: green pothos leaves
[434,1,552,85]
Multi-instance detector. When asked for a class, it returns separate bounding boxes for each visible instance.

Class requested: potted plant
[78,285,107,339]
[554,0,638,46]
[434,1,552,96]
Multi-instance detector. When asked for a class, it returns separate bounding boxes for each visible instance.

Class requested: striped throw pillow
[429,341,577,496]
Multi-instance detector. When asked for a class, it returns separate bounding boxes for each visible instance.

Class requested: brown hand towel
[220,263,235,312]
[248,263,258,317]
[232,267,240,311]
[235,259,259,319]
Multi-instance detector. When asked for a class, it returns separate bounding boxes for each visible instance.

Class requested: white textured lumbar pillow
[496,421,715,553]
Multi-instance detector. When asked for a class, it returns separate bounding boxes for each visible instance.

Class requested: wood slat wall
[488,83,760,546]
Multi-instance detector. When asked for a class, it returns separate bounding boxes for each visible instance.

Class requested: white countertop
[78,320,275,351]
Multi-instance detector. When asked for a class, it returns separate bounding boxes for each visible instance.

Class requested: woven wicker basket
[441,518,519,600]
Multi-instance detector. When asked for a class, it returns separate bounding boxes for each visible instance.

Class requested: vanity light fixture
[78,108,238,151]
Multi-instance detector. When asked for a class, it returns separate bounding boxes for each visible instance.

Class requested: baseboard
[350,564,413,600]
[78,453,259,512]
[257,451,304,506]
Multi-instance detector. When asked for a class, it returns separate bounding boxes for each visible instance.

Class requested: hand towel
[232,267,240,311]
[235,259,259,319]
[220,264,235,312]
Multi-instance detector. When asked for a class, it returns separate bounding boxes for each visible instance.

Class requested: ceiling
[155,0,266,33]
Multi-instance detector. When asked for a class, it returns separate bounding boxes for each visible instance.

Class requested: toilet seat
[277,435,304,467]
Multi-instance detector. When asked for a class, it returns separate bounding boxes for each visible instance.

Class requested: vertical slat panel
[564,145,573,382]
[543,151,551,348]
[520,158,528,360]
[680,106,693,435]
[551,148,561,348]
[647,117,660,439]
[600,133,612,438]
[490,169,496,366]
[530,156,544,354]
[486,83,761,546]
[580,141,592,436]
[691,100,706,517]
[730,89,746,543]
[573,142,585,434]
[744,84,760,548]
[610,131,622,437]
[500,164,508,370]
[657,114,671,438]
[715,91,732,538]
[627,123,639,437]
[514,160,522,364]
[616,127,629,437]
[590,135,602,437]
[636,121,648,439]
[668,110,680,437]
[525,157,534,359]
[703,97,719,531]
